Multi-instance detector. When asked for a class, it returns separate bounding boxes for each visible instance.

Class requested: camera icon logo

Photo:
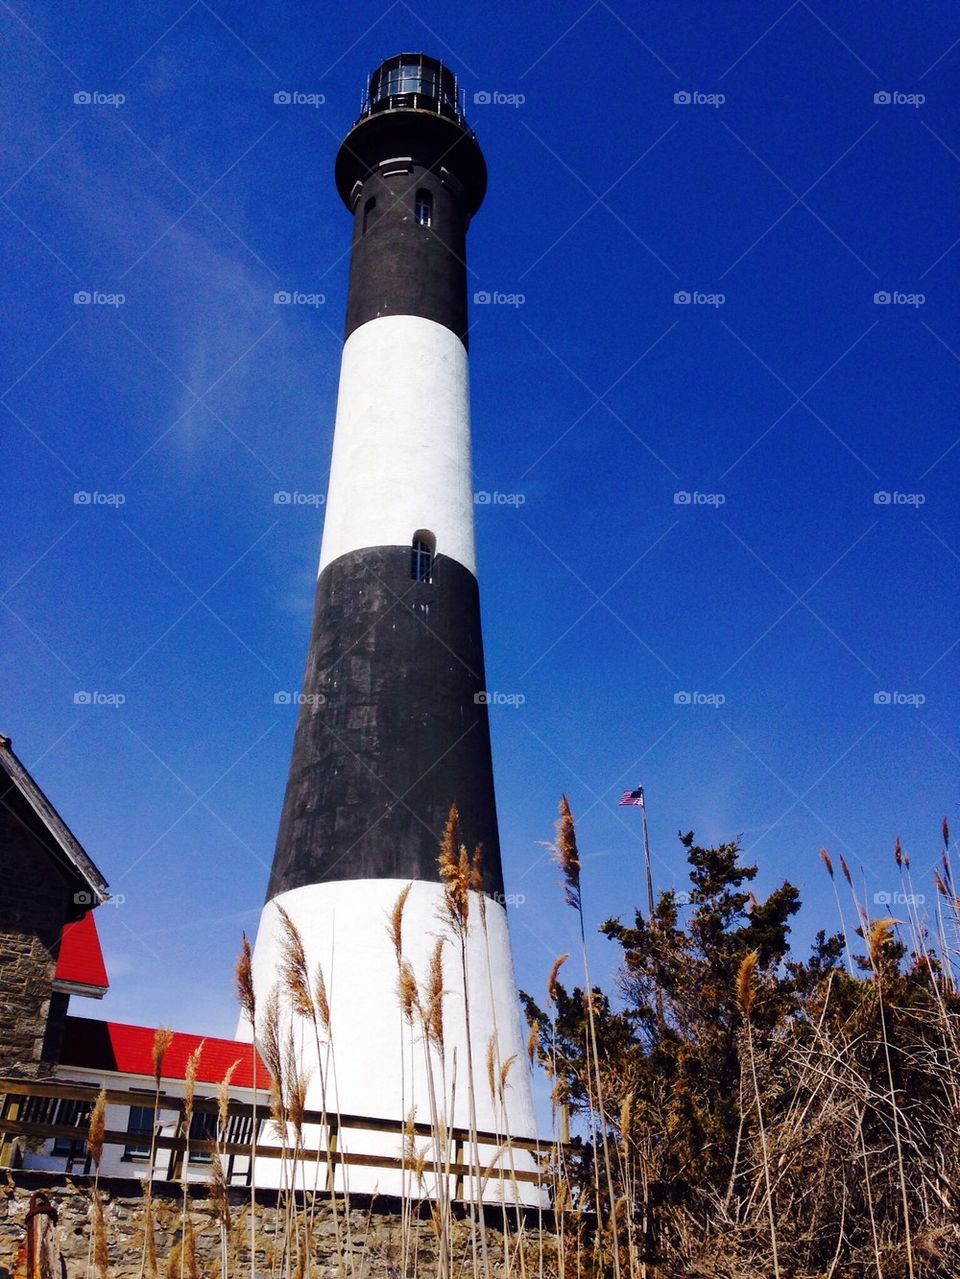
[873,491,891,504]
[274,491,291,504]
[73,890,93,905]
[874,91,891,104]
[474,91,492,105]
[474,691,491,705]
[673,290,691,304]
[873,890,892,905]
[274,91,292,104]
[73,91,92,105]
[673,491,691,504]
[473,290,491,304]
[74,291,91,305]
[73,491,91,504]
[274,291,292,304]
[874,691,891,705]
[74,691,92,704]
[873,291,891,304]
[674,691,691,704]
[674,90,691,104]
[474,490,491,504]
[274,691,292,704]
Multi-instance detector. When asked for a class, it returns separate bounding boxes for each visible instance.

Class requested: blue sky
[2,0,958,1048]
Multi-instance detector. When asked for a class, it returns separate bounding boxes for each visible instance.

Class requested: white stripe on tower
[319,314,476,576]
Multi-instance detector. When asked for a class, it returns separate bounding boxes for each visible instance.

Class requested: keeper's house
[0,732,109,1078]
[0,734,261,1182]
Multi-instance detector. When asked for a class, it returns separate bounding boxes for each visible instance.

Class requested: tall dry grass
[64,805,959,1279]
[525,809,960,1278]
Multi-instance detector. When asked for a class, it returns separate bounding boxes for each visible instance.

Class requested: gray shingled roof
[0,733,109,901]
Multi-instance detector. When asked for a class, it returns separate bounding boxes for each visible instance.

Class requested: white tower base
[242,880,546,1205]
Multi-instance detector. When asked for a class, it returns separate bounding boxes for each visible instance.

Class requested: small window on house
[411,530,436,583]
[188,1110,218,1163]
[51,1098,90,1156]
[362,196,376,234]
[124,1104,154,1160]
[415,189,433,227]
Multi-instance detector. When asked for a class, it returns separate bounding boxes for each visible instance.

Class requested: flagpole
[640,791,656,920]
[620,785,664,1019]
[636,788,665,1023]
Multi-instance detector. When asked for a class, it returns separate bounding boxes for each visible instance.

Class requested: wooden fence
[0,1076,555,1198]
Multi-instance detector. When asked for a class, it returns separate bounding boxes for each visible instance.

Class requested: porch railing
[0,1077,555,1196]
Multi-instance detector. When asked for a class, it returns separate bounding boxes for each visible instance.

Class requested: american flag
[619,786,645,808]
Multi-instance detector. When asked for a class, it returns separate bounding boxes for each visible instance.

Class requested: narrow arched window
[415,189,433,227]
[362,196,376,234]
[411,530,435,582]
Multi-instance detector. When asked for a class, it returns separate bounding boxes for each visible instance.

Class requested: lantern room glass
[368,55,459,119]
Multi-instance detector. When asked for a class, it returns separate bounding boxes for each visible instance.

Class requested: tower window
[362,196,376,234]
[415,189,433,227]
[411,530,436,583]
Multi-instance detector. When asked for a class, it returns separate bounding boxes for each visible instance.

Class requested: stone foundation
[0,1171,561,1279]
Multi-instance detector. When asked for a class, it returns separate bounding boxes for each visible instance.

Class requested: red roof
[55,912,109,991]
[60,1016,267,1089]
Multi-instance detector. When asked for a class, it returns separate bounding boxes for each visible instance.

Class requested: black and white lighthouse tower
[247,53,538,1196]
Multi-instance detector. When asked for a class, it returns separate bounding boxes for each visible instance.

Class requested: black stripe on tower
[334,54,486,346]
[267,547,505,901]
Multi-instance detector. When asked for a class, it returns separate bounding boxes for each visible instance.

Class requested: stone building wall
[0,803,71,1078]
[0,1171,561,1279]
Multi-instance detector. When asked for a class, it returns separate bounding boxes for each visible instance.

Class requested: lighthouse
[247,53,539,1199]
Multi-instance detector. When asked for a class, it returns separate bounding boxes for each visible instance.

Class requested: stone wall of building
[0,804,70,1079]
[0,1171,561,1279]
